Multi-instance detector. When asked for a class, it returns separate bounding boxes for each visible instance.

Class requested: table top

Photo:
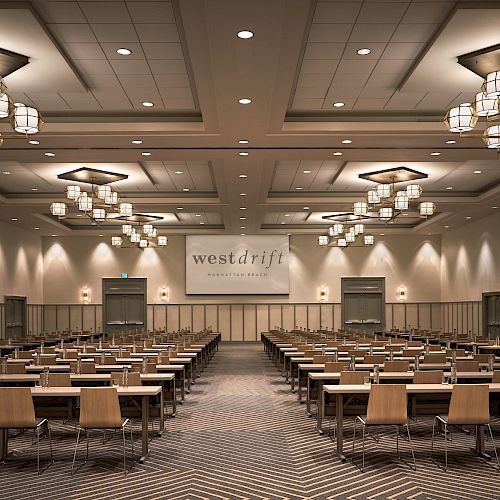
[323,383,500,395]
[30,386,162,397]
[309,371,495,380]
[0,374,112,382]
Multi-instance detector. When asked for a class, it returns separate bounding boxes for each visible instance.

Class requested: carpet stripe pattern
[1,342,500,499]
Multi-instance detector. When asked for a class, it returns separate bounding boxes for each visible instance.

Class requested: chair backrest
[111,371,142,386]
[402,349,422,357]
[39,355,57,366]
[324,361,349,372]
[456,360,480,372]
[447,384,490,425]
[18,351,33,359]
[493,371,500,383]
[85,346,97,353]
[423,353,446,364]
[303,350,316,357]
[79,388,123,429]
[64,351,78,359]
[146,363,157,373]
[364,354,385,364]
[313,354,335,364]
[340,371,369,385]
[46,373,72,387]
[473,354,490,363]
[80,362,96,374]
[131,362,143,373]
[383,360,409,372]
[0,388,36,428]
[446,349,466,357]
[406,341,423,348]
[413,370,443,384]
[365,384,408,425]
[6,364,26,374]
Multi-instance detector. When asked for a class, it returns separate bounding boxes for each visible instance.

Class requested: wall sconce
[160,286,169,302]
[82,287,90,304]
[399,285,407,302]
[319,285,328,302]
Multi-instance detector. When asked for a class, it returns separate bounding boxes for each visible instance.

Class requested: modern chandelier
[444,70,500,148]
[0,78,43,144]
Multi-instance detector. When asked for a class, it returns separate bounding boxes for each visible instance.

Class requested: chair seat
[81,417,130,430]
[437,414,490,426]
[0,417,47,430]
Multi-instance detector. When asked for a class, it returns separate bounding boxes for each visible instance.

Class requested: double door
[4,296,27,339]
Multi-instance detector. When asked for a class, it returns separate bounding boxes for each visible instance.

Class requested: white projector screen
[186,235,289,294]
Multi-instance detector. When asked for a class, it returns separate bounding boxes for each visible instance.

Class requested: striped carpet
[1,342,500,499]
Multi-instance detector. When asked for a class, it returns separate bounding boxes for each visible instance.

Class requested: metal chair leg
[361,424,366,472]
[430,418,436,460]
[486,424,500,470]
[47,423,54,465]
[406,424,416,471]
[71,428,82,475]
[36,427,40,475]
[122,427,127,476]
[444,423,448,471]
[86,429,89,462]
[130,426,135,468]
[352,418,357,464]
[396,425,399,457]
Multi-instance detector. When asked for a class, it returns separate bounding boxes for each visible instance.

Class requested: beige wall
[0,221,43,303]
[441,211,500,301]
[42,234,441,304]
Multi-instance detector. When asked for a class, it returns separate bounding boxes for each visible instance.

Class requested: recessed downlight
[295,187,303,190]
[239,139,249,144]
[240,207,246,210]
[239,151,249,156]
[342,139,352,144]
[141,152,151,156]
[29,140,39,145]
[240,226,246,229]
[11,218,18,221]
[466,216,471,219]
[281,222,286,225]
[240,217,246,220]
[142,101,154,107]
[238,98,252,104]
[117,48,132,55]
[176,207,183,210]
[44,152,55,157]
[31,188,38,191]
[333,102,345,107]
[239,174,247,179]
[51,234,57,237]
[430,152,441,156]
[200,222,205,225]
[240,192,247,196]
[132,139,142,144]
[303,206,310,210]
[195,214,201,217]
[473,170,482,174]
[492,206,499,209]
[303,170,311,174]
[444,225,450,228]
[333,151,343,156]
[3,171,11,174]
[241,233,246,236]
[237,30,254,39]
[33,227,39,230]
[182,188,190,192]
[445,140,456,144]
[446,186,453,190]
[357,48,371,55]
[174,171,183,174]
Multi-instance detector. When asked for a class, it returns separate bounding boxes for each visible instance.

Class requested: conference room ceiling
[1,0,500,237]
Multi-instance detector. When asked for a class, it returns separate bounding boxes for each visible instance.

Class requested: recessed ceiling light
[31,188,38,191]
[446,186,453,190]
[466,216,471,219]
[200,222,205,225]
[444,225,450,228]
[239,139,249,144]
[241,233,246,236]
[117,48,132,55]
[281,222,286,225]
[11,218,18,221]
[333,102,345,107]
[29,140,39,145]
[195,214,201,217]
[183,188,190,192]
[492,206,499,209]
[141,152,151,156]
[177,207,183,210]
[132,139,142,144]
[240,193,247,196]
[296,187,303,190]
[239,174,248,179]
[430,152,441,156]
[174,171,183,174]
[240,207,246,210]
[445,140,456,144]
[333,151,343,156]
[303,170,311,174]
[238,98,252,104]
[284,214,290,217]
[473,170,482,174]
[142,101,154,107]
[239,151,249,156]
[2,171,11,174]
[33,227,39,230]
[357,48,371,55]
[98,234,104,237]
[76,214,83,217]
[240,226,246,229]
[342,139,352,144]
[303,206,310,210]
[240,217,246,220]
[44,152,55,157]
[51,234,57,237]
[237,30,254,39]
[380,233,385,236]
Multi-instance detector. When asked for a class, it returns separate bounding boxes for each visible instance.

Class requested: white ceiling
[1,0,500,239]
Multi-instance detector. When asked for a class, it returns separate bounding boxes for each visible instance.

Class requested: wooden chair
[6,364,26,374]
[430,384,499,471]
[455,360,480,372]
[474,354,491,363]
[71,388,134,475]
[413,370,444,384]
[38,355,57,366]
[18,351,33,359]
[324,361,349,372]
[384,361,410,372]
[340,371,369,385]
[44,373,72,387]
[111,372,141,386]
[446,349,466,357]
[352,384,415,472]
[313,355,336,364]
[364,354,385,365]
[493,371,500,383]
[0,388,54,474]
[303,350,316,358]
[423,353,447,364]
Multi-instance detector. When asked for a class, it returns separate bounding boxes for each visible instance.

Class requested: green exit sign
[121,273,128,278]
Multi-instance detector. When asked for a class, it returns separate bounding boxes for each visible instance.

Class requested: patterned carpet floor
[1,342,500,499]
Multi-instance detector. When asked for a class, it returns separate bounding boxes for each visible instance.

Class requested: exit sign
[121,273,128,278]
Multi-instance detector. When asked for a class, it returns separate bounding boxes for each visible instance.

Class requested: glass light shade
[376,184,391,198]
[349,226,356,234]
[130,232,140,243]
[92,208,106,221]
[66,185,81,200]
[111,236,122,247]
[346,232,355,243]
[318,235,329,246]
[119,202,133,216]
[482,71,500,98]
[338,238,347,248]
[143,223,154,235]
[474,92,499,117]
[332,223,344,235]
[364,235,374,246]
[394,192,409,210]
[158,236,168,246]
[419,202,435,216]
[104,191,118,205]
[483,125,500,149]
[367,189,380,204]
[444,104,477,132]
[78,193,92,211]
[96,185,111,200]
[354,223,365,235]
[139,239,148,248]
[328,226,335,237]
[50,202,66,216]
[406,184,422,199]
[379,207,393,221]
[353,201,368,215]
[12,104,42,134]
[122,224,133,236]
[151,228,158,238]
[0,92,12,119]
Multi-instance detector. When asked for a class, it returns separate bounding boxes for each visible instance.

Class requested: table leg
[291,367,296,392]
[297,368,302,401]
[475,424,490,459]
[0,429,7,462]
[336,393,346,462]
[139,395,150,463]
[172,379,177,416]
[159,389,164,435]
[306,377,311,416]
[317,383,324,434]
